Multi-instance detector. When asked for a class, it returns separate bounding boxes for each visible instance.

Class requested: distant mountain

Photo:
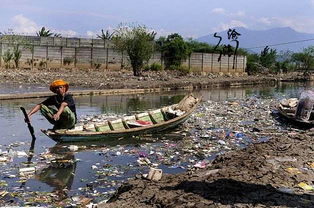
[197,27,314,53]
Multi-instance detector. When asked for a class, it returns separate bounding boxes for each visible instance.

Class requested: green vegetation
[36,27,61,37]
[12,45,22,68]
[157,33,190,69]
[0,32,31,68]
[112,23,156,76]
[292,46,314,71]
[63,57,74,65]
[36,27,53,37]
[3,50,13,68]
[97,29,115,41]
[144,63,162,71]
[246,46,314,75]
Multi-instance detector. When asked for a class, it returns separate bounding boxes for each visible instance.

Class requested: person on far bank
[27,79,77,130]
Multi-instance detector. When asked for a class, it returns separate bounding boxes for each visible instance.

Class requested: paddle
[20,107,36,141]
[20,107,37,188]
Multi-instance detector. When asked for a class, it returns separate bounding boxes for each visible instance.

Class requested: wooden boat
[42,94,201,142]
[277,98,314,127]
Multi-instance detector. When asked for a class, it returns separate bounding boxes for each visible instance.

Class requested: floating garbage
[68,145,79,152]
[146,168,163,181]
[19,167,36,173]
[0,156,9,163]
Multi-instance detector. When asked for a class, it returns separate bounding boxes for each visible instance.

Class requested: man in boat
[295,90,314,121]
[27,79,77,129]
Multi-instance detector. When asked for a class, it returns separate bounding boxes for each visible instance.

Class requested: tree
[260,46,277,68]
[36,27,53,37]
[246,53,260,75]
[292,46,314,70]
[275,50,295,73]
[112,24,156,76]
[159,33,191,69]
[186,38,215,53]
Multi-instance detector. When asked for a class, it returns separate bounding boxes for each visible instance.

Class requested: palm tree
[36,27,53,37]
[97,29,115,69]
[97,29,115,41]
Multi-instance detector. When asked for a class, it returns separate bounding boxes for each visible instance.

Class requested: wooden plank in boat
[95,122,111,132]
[149,109,165,124]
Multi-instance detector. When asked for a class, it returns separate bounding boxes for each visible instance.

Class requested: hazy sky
[1,0,314,38]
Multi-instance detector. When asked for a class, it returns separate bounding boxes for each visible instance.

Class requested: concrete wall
[0,36,246,74]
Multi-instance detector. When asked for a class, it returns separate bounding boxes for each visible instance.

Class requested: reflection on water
[35,146,76,200]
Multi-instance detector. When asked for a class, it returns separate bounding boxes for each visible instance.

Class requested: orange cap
[49,79,69,93]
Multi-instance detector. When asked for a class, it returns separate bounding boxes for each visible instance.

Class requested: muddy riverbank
[100,131,314,208]
[0,68,305,91]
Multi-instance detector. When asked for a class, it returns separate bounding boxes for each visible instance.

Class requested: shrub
[143,64,150,71]
[94,63,101,69]
[149,63,162,71]
[12,46,22,68]
[63,57,74,65]
[3,50,13,68]
[39,59,47,68]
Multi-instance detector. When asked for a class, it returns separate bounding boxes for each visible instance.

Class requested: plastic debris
[19,167,36,173]
[285,167,302,174]
[146,168,163,181]
[194,161,206,169]
[68,145,79,152]
[298,182,314,191]
[277,187,294,194]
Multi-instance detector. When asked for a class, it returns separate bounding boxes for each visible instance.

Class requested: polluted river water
[0,81,313,207]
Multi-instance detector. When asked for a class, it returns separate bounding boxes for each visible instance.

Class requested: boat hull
[277,104,314,127]
[41,94,200,142]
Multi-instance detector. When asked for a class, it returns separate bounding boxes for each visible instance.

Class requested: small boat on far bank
[42,94,201,142]
[277,98,314,127]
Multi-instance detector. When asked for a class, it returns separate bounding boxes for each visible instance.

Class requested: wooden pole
[46,46,48,69]
[0,42,2,67]
[60,46,63,67]
[31,45,34,70]
[74,47,77,68]
[106,48,109,69]
[201,53,204,73]
[211,53,213,73]
[121,51,123,69]
[91,41,93,68]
